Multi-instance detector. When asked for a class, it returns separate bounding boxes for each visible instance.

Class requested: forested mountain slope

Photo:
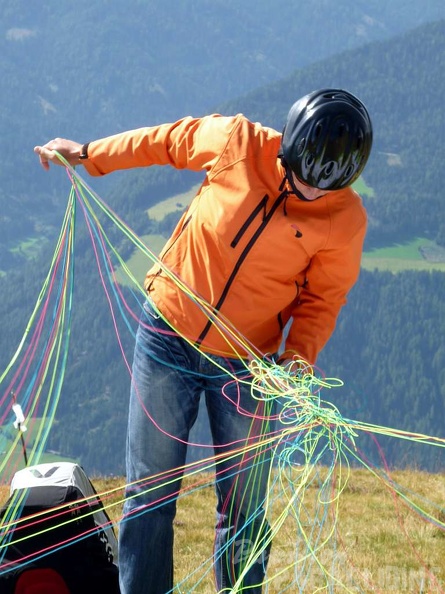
[1,0,444,270]
[0,16,444,474]
[219,20,445,247]
[86,19,445,250]
[318,270,445,471]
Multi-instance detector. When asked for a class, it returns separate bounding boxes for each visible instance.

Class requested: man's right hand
[33,138,84,171]
[278,357,314,378]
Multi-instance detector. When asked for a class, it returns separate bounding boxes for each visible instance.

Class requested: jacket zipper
[196,190,289,347]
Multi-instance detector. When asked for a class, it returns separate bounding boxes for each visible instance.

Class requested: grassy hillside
[1,468,444,592]
[362,238,445,272]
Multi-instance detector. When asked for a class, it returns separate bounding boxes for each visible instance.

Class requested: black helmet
[281,89,373,190]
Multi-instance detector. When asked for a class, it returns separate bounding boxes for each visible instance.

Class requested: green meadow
[362,237,445,272]
[0,417,78,476]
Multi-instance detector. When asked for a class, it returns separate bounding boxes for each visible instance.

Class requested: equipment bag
[0,462,120,593]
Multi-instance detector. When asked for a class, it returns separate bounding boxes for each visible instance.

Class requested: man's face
[291,173,333,201]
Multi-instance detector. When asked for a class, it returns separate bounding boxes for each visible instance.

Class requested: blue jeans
[119,301,276,593]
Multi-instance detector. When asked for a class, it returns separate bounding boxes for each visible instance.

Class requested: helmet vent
[296,139,306,156]
[344,164,355,178]
[325,162,335,176]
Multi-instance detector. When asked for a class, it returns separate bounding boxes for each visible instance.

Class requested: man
[35,88,373,594]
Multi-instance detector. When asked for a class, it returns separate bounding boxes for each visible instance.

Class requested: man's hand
[34,138,83,171]
[278,357,314,377]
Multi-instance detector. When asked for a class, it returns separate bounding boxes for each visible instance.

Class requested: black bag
[0,462,120,593]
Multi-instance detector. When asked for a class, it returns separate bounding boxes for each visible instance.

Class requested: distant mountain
[218,19,445,247]
[106,19,445,250]
[1,1,444,270]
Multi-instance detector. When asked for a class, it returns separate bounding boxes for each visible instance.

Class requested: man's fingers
[33,146,51,170]
[34,139,82,169]
[33,143,64,169]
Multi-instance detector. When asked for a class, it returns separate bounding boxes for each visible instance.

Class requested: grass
[365,238,431,260]
[1,467,444,592]
[146,183,201,221]
[362,238,445,273]
[10,236,49,259]
[113,233,168,287]
[0,419,78,473]
[352,177,375,198]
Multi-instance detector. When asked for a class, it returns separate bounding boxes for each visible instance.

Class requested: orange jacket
[84,114,367,363]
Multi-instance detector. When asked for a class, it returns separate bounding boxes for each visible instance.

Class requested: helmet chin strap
[280,157,320,202]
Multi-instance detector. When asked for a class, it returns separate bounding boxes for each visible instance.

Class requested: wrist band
[79,143,90,160]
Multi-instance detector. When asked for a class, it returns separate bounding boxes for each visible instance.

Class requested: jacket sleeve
[282,222,366,365]
[83,114,239,177]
